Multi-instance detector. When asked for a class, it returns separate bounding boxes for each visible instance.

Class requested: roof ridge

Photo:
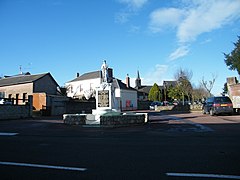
[1,72,48,79]
[67,70,101,83]
[0,72,51,87]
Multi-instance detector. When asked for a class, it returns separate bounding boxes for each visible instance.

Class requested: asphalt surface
[0,111,240,180]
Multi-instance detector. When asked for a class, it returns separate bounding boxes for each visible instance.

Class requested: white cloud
[149,8,185,33]
[169,45,190,61]
[115,11,130,24]
[148,0,240,60]
[129,25,141,33]
[116,0,148,23]
[142,64,169,85]
[118,0,148,10]
[200,38,212,45]
[177,0,240,43]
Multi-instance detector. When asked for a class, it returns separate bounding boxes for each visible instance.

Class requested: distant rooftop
[68,71,101,83]
[0,72,58,87]
[113,79,136,91]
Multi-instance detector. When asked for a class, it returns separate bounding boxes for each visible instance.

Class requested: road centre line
[166,172,240,179]
[0,132,18,136]
[0,161,87,172]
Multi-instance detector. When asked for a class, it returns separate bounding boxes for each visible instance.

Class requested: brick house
[0,72,60,111]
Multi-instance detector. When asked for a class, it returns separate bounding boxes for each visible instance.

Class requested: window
[0,92,5,98]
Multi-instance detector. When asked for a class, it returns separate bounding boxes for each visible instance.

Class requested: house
[65,68,113,99]
[227,77,240,111]
[113,75,138,110]
[66,66,138,110]
[0,72,61,112]
[66,71,100,99]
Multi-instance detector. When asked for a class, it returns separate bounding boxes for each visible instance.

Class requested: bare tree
[201,73,217,97]
[192,85,209,102]
[174,68,193,81]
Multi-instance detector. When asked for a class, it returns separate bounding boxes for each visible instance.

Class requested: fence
[0,97,30,105]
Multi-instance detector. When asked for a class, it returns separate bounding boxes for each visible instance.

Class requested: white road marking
[0,132,18,136]
[166,172,240,179]
[0,161,87,172]
[166,115,213,132]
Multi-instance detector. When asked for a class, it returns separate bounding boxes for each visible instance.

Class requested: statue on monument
[101,60,109,83]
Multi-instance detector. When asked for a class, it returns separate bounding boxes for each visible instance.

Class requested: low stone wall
[63,113,147,127]
[100,114,146,126]
[156,105,174,111]
[63,114,86,125]
[190,104,203,110]
[155,104,203,112]
[0,95,33,120]
[0,105,31,120]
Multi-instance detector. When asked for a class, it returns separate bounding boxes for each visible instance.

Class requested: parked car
[202,96,233,116]
[149,101,162,110]
[162,101,169,106]
[172,100,179,106]
[0,98,12,105]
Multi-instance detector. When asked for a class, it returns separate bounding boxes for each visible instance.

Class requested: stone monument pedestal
[86,82,121,125]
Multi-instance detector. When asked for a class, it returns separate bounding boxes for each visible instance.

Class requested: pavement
[0,111,240,179]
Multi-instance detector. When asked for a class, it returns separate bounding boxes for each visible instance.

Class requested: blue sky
[1,0,240,95]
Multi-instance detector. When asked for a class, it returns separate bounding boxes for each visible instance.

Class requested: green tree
[148,83,161,101]
[222,82,228,96]
[167,85,181,100]
[224,36,240,75]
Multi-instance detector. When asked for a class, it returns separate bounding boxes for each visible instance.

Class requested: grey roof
[137,85,164,94]
[137,86,152,94]
[163,80,177,87]
[67,70,136,91]
[0,73,58,87]
[113,79,137,91]
[68,71,101,82]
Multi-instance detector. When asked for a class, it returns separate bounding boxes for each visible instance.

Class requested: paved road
[0,112,240,179]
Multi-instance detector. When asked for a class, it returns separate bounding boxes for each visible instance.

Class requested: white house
[65,71,101,99]
[66,67,138,110]
[112,76,138,111]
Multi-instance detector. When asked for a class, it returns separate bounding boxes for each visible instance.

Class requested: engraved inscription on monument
[98,90,109,107]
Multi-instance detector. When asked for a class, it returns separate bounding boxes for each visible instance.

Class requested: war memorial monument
[63,61,148,127]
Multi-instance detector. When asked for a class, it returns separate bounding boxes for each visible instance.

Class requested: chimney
[227,77,237,85]
[107,68,113,82]
[126,74,130,88]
